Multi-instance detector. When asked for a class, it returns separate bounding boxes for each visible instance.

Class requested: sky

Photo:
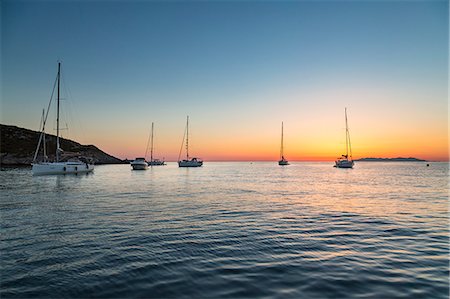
[1,0,448,161]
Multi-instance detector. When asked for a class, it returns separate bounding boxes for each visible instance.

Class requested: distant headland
[355,157,426,162]
[1,124,124,165]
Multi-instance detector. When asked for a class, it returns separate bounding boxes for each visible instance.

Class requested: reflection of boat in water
[278,121,289,166]
[131,158,148,170]
[32,62,94,175]
[334,108,354,169]
[147,122,165,166]
[178,116,203,167]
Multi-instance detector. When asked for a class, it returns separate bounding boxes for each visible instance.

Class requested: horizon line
[3,123,447,163]
[125,159,444,163]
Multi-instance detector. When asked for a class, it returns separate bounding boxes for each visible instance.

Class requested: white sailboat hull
[278,160,289,166]
[32,162,94,175]
[148,160,166,166]
[335,160,354,168]
[178,159,203,167]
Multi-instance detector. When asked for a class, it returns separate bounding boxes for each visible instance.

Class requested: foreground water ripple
[1,162,448,298]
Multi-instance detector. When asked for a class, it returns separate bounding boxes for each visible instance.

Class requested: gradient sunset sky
[2,0,448,161]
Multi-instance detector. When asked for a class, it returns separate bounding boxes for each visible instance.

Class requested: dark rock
[1,124,125,165]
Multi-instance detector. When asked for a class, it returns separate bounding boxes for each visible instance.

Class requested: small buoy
[426,164,430,167]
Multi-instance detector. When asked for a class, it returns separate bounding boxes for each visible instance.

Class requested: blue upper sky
[1,0,448,160]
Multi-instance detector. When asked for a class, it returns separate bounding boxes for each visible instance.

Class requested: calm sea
[1,162,448,298]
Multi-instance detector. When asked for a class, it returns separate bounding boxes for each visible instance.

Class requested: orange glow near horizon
[96,126,448,162]
[52,87,448,162]
[51,118,449,162]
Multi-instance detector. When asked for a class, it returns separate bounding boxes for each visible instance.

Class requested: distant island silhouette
[355,157,426,162]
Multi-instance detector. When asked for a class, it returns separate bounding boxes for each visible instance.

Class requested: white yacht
[32,62,94,175]
[178,116,203,167]
[334,108,355,168]
[278,121,289,166]
[130,158,148,170]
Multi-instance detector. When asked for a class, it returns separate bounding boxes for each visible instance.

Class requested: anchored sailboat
[147,122,165,166]
[178,116,203,167]
[32,62,94,175]
[278,121,289,165]
[334,108,354,168]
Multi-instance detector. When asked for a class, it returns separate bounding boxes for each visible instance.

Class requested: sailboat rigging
[32,62,94,175]
[278,121,289,165]
[147,122,165,166]
[334,108,354,168]
[178,116,203,167]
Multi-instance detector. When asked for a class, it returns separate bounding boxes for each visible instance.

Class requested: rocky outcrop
[1,124,124,165]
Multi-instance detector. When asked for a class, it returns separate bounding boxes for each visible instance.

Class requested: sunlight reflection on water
[1,162,448,298]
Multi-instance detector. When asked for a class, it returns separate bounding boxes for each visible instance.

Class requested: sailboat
[32,62,94,175]
[278,121,289,166]
[334,108,354,168]
[178,116,203,167]
[147,122,165,166]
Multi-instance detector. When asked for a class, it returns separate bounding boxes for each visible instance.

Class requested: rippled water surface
[1,162,448,298]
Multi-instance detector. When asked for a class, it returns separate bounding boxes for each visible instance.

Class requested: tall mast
[280,121,284,159]
[150,122,154,162]
[56,62,61,162]
[346,108,353,160]
[42,109,47,161]
[186,116,189,160]
[345,107,349,159]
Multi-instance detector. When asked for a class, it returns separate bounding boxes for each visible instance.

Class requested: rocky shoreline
[1,124,125,165]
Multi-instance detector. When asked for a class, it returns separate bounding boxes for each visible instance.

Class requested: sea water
[1,162,448,298]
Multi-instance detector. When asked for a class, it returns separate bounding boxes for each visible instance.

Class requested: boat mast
[150,122,154,162]
[186,115,189,160]
[345,107,349,159]
[345,108,353,160]
[280,121,284,160]
[42,109,47,161]
[56,62,61,162]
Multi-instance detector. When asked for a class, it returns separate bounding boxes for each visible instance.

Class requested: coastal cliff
[1,124,123,165]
